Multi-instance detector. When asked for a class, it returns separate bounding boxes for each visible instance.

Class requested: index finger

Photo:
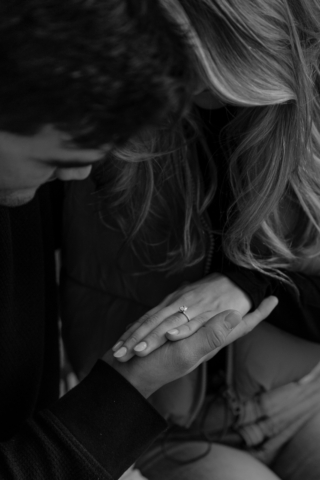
[225,296,278,346]
[112,303,180,352]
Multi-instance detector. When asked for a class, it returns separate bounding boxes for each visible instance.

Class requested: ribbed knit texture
[0,182,166,479]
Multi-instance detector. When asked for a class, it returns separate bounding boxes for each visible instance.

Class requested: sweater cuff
[49,360,167,478]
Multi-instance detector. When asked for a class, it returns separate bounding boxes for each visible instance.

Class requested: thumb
[178,309,242,370]
[201,310,242,352]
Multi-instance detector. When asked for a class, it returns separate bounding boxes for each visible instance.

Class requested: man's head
[0,0,195,205]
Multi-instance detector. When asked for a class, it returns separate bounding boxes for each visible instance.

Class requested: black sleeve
[0,361,167,480]
[221,260,320,342]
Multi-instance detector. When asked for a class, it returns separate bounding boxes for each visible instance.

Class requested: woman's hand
[104,299,278,398]
[112,273,272,362]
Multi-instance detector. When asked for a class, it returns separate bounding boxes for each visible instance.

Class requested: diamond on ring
[178,305,190,322]
[179,305,188,313]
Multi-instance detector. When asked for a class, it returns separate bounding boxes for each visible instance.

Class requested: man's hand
[102,297,278,398]
[112,273,252,361]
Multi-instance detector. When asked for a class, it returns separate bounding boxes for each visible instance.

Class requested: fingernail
[167,329,179,335]
[224,312,241,331]
[112,341,124,352]
[113,347,128,358]
[134,342,147,352]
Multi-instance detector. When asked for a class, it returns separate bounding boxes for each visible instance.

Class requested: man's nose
[55,165,93,181]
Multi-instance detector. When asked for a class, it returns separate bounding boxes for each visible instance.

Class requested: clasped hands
[103,273,278,398]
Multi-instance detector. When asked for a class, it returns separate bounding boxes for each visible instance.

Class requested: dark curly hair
[0,0,195,147]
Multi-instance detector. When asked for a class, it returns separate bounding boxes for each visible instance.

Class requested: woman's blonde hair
[98,0,320,277]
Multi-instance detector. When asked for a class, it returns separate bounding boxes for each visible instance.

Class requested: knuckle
[148,330,162,342]
[130,316,159,340]
[166,316,182,330]
[127,333,140,346]
[206,327,226,349]
[181,292,195,305]
[144,313,161,327]
[138,313,150,324]
[172,313,186,324]
[176,323,193,337]
[196,314,210,325]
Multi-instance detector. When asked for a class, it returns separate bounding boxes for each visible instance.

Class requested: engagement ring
[178,305,190,322]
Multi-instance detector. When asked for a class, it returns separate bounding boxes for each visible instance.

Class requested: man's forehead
[0,126,110,162]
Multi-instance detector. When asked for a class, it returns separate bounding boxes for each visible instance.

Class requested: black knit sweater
[0,182,166,479]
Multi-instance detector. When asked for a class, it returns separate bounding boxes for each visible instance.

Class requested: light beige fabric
[149,363,207,428]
